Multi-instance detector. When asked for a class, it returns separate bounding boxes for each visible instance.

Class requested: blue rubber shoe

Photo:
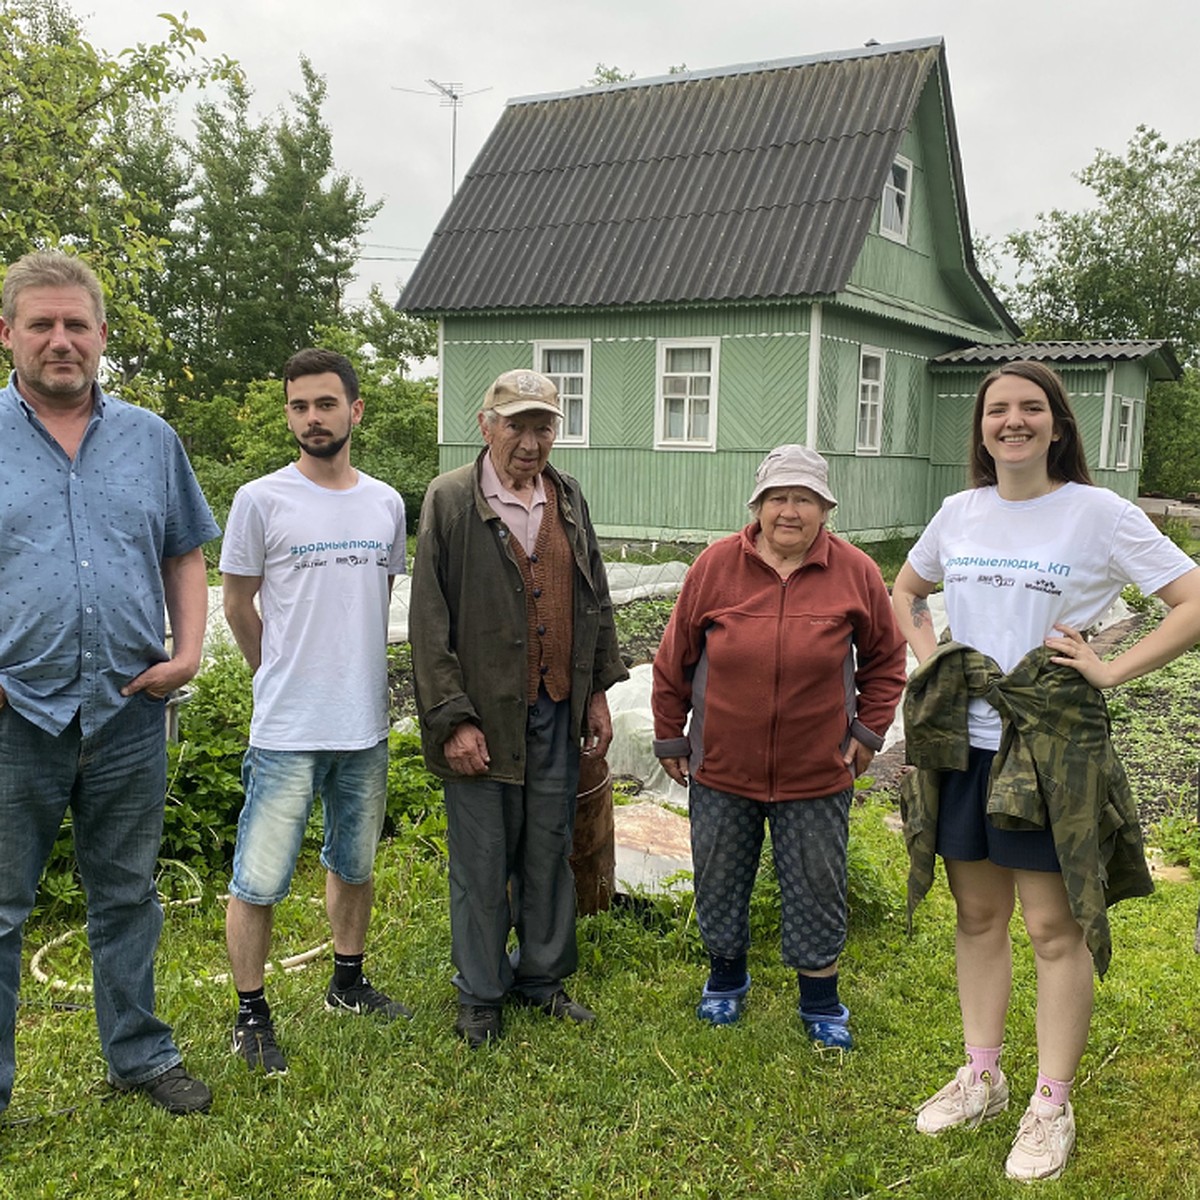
[801,1002,853,1050]
[696,973,751,1025]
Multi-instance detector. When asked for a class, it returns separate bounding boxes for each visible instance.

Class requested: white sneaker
[1005,1097,1075,1181]
[915,1065,1009,1134]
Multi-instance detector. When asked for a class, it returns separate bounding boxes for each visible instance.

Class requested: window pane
[565,396,583,438]
[666,347,710,374]
[862,355,882,382]
[663,374,688,398]
[665,398,685,439]
[543,348,584,374]
[882,161,908,236]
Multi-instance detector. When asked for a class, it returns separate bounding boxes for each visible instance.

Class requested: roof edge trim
[505,36,945,107]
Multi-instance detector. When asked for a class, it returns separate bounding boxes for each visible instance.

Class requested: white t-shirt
[220,464,406,751]
[908,482,1194,749]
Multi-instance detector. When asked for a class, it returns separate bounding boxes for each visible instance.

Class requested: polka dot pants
[688,781,852,971]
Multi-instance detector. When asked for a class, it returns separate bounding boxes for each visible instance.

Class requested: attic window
[880,156,912,244]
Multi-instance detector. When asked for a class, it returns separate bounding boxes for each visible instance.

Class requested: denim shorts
[230,738,389,905]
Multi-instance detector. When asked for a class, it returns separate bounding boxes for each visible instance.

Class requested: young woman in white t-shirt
[892,360,1200,1182]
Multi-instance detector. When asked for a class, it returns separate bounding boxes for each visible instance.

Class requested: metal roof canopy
[400,36,1004,322]
[932,340,1182,381]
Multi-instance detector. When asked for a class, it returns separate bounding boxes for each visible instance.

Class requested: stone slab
[613,800,693,895]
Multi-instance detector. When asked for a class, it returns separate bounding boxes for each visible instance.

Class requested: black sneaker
[515,988,596,1024]
[455,1003,502,1048]
[132,1064,213,1114]
[325,977,413,1021]
[232,1016,288,1075]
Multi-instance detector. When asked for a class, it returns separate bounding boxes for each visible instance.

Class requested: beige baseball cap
[481,369,564,418]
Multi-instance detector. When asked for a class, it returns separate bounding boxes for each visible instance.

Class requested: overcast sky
[91,0,1199,307]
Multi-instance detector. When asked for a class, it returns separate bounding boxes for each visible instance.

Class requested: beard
[295,430,351,459]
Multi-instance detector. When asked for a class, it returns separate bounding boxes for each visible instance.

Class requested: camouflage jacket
[900,640,1152,978]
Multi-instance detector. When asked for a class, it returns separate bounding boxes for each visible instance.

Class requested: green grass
[5,795,1200,1198]
[8,589,1200,1197]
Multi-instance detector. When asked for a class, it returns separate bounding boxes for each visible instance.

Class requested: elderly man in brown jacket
[410,369,628,1047]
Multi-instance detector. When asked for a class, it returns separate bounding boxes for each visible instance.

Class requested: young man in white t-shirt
[220,349,409,1075]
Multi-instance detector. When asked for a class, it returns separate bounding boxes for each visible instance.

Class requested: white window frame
[655,337,720,451]
[1115,398,1134,470]
[856,346,885,456]
[534,340,591,446]
[879,155,912,245]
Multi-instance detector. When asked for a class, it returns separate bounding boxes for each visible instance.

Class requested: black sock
[706,953,748,992]
[798,971,841,1015]
[333,953,365,992]
[237,988,270,1023]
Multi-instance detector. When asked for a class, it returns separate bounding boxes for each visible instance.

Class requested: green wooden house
[400,37,1179,539]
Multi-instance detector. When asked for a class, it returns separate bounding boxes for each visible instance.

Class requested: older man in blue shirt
[0,251,219,1117]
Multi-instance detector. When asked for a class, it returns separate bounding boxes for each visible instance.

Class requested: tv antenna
[394,79,492,196]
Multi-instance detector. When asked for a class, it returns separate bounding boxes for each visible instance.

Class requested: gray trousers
[443,692,581,1005]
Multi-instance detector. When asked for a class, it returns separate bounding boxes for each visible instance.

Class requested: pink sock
[1034,1073,1072,1108]
[965,1044,1003,1084]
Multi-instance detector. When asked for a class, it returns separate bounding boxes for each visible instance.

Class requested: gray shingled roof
[932,340,1181,378]
[401,38,963,314]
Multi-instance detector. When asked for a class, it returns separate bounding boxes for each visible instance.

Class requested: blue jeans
[0,695,179,1111]
[230,739,389,906]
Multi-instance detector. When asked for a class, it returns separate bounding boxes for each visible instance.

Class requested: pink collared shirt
[480,453,546,555]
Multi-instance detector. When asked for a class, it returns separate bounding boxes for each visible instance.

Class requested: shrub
[1149,786,1200,877]
[163,642,255,877]
[385,729,445,842]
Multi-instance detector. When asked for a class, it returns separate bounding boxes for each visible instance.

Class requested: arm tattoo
[909,596,931,630]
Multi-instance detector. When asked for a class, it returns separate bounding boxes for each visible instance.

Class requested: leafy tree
[350,285,437,369]
[1004,127,1200,365]
[0,1,233,371]
[104,103,192,388]
[154,74,267,406]
[146,59,380,416]
[589,64,635,86]
[1002,128,1200,493]
[1140,371,1200,498]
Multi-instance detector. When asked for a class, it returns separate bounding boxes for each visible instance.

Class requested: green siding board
[931,377,975,466]
[443,305,814,346]
[717,336,808,450]
[1094,469,1139,501]
[433,223,1155,541]
[593,338,655,447]
[929,463,969,508]
[848,78,1006,336]
[1112,360,1147,401]
[828,456,931,533]
[439,306,818,452]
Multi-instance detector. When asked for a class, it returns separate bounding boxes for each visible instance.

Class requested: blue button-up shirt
[0,374,220,736]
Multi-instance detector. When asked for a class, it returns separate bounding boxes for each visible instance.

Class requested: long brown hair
[969,360,1093,488]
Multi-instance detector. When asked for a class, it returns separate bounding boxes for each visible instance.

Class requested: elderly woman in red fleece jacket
[652,445,906,1047]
